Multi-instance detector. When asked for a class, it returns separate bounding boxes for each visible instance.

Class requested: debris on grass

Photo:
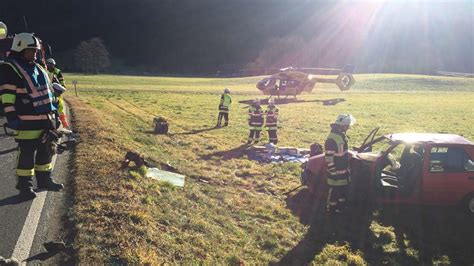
[246,143,310,163]
[146,168,185,187]
[153,116,169,134]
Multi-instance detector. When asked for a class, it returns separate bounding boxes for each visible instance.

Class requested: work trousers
[268,130,278,144]
[327,185,348,212]
[217,112,229,126]
[248,130,261,143]
[16,140,53,190]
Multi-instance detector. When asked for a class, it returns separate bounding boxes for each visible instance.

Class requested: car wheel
[464,193,474,216]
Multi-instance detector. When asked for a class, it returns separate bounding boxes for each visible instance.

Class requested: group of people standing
[0,32,68,200]
[215,88,279,145]
[215,89,355,214]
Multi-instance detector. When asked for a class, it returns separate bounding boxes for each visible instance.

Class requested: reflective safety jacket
[324,128,350,186]
[265,105,279,130]
[0,56,56,140]
[248,105,263,130]
[219,93,232,113]
[48,67,65,87]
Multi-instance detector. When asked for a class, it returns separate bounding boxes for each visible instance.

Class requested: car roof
[384,133,473,145]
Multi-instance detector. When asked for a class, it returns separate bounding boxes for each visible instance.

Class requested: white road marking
[11,148,60,264]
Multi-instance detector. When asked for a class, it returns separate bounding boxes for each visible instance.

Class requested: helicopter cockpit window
[286,80,300,88]
[258,78,276,89]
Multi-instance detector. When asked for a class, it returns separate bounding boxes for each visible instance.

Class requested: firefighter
[216,88,232,127]
[265,98,279,144]
[46,58,66,87]
[0,33,63,200]
[324,114,356,214]
[247,98,264,144]
[52,83,69,128]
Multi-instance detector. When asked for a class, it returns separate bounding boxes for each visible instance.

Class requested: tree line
[2,0,472,75]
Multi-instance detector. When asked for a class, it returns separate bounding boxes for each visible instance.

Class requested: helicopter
[256,65,355,98]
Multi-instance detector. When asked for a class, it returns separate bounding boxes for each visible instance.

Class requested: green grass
[66,73,474,264]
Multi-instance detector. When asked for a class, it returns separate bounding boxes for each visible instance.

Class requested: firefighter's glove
[7,119,21,130]
[218,104,223,110]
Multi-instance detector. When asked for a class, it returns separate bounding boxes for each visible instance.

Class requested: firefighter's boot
[16,176,36,200]
[36,171,64,191]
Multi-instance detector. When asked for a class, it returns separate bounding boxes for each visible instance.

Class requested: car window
[465,159,474,171]
[429,147,473,172]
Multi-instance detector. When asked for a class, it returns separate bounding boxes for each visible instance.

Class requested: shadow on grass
[144,126,220,136]
[171,126,220,136]
[278,189,474,265]
[200,144,250,160]
[276,189,378,265]
[239,98,345,106]
[377,205,474,265]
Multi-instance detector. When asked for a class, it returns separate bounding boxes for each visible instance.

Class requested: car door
[422,145,474,205]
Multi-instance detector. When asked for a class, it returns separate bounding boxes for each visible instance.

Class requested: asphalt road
[0,114,72,264]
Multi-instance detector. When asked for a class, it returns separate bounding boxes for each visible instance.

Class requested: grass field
[65,73,474,264]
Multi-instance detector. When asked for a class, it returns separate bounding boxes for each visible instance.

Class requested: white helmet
[223,88,230,93]
[268,98,275,106]
[0,22,7,39]
[11,33,41,52]
[52,83,66,93]
[47,58,56,65]
[335,114,356,126]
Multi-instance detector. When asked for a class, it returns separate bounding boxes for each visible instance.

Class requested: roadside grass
[66,73,474,264]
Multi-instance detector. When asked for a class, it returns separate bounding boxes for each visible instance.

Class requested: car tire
[463,193,474,216]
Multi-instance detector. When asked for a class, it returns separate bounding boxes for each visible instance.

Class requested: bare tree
[74,37,110,73]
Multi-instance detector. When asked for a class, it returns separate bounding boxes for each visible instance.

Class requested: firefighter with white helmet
[324,114,356,214]
[265,98,279,144]
[0,33,63,200]
[52,82,69,128]
[247,98,264,144]
[216,88,232,127]
[46,57,66,87]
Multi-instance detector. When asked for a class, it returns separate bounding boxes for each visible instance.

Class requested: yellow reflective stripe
[35,163,53,172]
[15,130,44,140]
[327,178,349,186]
[58,96,65,115]
[0,84,16,91]
[17,168,35,177]
[2,93,16,104]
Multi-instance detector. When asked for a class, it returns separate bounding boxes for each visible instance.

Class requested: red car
[302,128,474,215]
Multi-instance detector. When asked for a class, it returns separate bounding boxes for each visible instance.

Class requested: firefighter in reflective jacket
[0,33,63,200]
[52,83,69,128]
[324,114,356,214]
[265,98,279,144]
[46,58,66,87]
[216,88,232,127]
[247,98,263,144]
